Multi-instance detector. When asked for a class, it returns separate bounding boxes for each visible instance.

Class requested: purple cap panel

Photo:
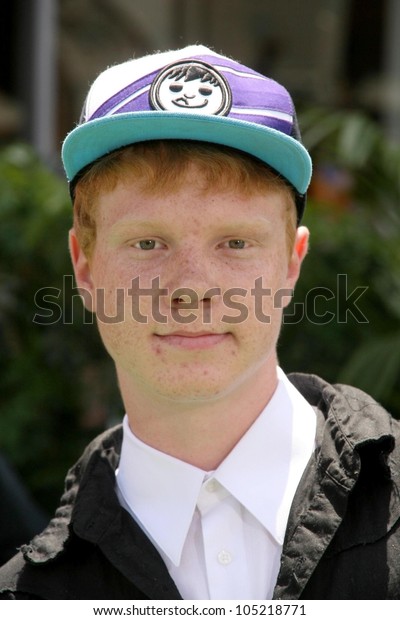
[89,52,294,137]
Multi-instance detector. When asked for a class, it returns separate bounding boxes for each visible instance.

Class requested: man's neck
[117,360,278,471]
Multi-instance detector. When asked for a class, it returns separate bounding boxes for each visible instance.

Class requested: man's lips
[154,331,230,350]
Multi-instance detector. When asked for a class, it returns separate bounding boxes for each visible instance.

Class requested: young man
[1,45,400,600]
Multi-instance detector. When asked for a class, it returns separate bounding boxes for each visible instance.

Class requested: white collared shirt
[116,368,316,599]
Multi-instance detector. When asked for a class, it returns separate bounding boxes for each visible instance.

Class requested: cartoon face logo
[150,60,232,116]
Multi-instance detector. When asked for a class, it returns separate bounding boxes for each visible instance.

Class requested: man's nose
[162,249,220,309]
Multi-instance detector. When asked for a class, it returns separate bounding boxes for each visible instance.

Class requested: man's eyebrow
[215,217,274,232]
[106,219,166,242]
[109,218,164,232]
[107,215,275,239]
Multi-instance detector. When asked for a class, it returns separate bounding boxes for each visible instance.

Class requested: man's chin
[151,375,241,405]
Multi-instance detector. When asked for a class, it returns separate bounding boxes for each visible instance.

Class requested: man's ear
[286,225,309,291]
[69,229,95,313]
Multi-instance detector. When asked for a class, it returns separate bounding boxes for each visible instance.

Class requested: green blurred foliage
[280,108,400,417]
[1,109,399,513]
[0,144,121,513]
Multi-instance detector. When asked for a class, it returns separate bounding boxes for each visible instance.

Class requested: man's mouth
[154,331,230,350]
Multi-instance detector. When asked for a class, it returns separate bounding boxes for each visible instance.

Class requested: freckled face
[72,167,305,405]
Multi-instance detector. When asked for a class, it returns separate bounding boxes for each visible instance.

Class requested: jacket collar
[21,425,181,598]
[289,372,395,483]
[21,426,123,564]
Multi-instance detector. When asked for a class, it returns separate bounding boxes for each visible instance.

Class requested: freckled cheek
[96,321,130,361]
[92,286,124,321]
[228,297,283,354]
[91,267,154,319]
[96,319,157,369]
[225,286,283,328]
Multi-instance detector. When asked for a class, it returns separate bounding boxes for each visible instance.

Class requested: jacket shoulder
[288,371,388,410]
[0,425,124,599]
[0,553,42,599]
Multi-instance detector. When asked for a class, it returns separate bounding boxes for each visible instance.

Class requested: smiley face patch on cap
[149,60,232,116]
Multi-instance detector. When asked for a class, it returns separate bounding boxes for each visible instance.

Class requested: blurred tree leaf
[339,332,400,401]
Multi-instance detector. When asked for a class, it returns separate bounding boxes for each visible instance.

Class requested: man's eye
[136,240,158,250]
[228,239,246,249]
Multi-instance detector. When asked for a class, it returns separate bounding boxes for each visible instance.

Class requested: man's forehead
[97,171,285,224]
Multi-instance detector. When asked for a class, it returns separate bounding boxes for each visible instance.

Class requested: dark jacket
[1,373,400,600]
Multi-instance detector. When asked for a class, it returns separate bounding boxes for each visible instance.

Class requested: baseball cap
[62,45,312,220]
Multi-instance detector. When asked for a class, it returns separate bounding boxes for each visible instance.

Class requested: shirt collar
[116,417,205,566]
[214,368,316,544]
[116,368,316,565]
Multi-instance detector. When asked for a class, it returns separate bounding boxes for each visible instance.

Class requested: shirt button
[217,550,232,565]
[205,478,218,492]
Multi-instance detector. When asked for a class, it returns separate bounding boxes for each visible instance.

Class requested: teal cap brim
[62,112,312,195]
